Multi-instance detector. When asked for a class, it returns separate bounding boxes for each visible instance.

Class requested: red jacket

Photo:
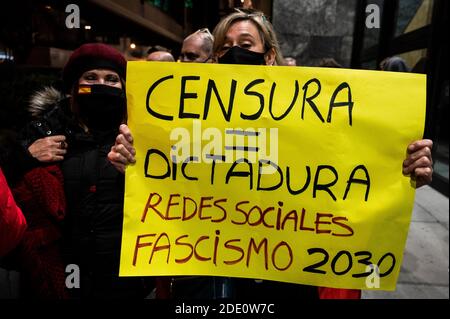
[0,168,27,257]
[11,164,68,298]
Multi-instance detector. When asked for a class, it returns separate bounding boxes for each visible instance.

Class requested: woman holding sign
[108,9,433,299]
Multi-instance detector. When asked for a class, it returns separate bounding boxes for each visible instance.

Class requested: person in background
[108,9,434,300]
[179,28,214,63]
[146,45,174,62]
[23,43,152,298]
[147,51,175,62]
[380,56,410,72]
[284,56,297,66]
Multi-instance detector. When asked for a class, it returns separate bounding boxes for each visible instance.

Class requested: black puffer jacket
[61,129,149,298]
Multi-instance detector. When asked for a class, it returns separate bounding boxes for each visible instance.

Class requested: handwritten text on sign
[120,62,425,290]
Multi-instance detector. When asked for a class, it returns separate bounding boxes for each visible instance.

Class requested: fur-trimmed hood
[28,86,66,118]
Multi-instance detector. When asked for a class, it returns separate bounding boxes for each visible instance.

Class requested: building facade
[273,0,357,67]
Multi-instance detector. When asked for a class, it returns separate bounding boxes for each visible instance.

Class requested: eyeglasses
[192,28,214,42]
[195,28,212,36]
[235,8,268,23]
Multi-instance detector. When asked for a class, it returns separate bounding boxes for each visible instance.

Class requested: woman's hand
[403,139,433,188]
[108,124,136,174]
[28,135,67,162]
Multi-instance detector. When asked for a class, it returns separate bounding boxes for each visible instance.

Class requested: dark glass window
[395,0,430,36]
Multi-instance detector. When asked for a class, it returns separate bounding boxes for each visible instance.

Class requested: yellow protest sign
[119,61,425,291]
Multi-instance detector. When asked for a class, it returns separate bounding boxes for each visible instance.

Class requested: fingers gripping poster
[120,61,425,290]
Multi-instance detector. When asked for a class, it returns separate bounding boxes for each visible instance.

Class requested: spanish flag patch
[78,86,91,94]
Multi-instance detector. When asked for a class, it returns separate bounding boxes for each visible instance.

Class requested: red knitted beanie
[62,43,127,91]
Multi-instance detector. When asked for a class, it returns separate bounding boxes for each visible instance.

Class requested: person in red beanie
[20,43,153,299]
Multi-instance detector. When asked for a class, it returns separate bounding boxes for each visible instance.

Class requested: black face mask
[75,84,126,131]
[218,46,266,65]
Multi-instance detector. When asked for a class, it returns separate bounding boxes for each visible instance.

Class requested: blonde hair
[212,9,284,66]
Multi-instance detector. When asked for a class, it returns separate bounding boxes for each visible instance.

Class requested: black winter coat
[61,129,149,298]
